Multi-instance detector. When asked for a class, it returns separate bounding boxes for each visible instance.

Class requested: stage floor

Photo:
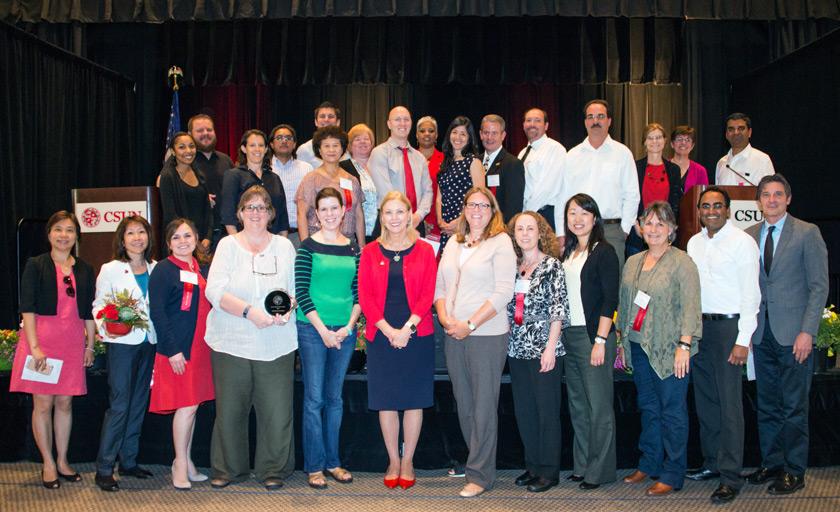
[2,462,840,511]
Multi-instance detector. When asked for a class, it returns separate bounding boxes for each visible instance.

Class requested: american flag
[165,89,181,151]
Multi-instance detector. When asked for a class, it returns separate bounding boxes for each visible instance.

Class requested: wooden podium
[677,185,761,248]
[71,187,161,274]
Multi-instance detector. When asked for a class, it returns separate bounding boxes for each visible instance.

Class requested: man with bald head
[517,108,566,231]
[369,106,433,235]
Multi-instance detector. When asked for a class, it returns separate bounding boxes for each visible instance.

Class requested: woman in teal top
[294,187,361,490]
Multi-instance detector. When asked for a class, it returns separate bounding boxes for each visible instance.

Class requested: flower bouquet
[96,289,150,337]
[817,305,840,370]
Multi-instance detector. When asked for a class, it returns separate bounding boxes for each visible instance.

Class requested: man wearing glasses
[714,113,775,186]
[559,99,639,273]
[269,124,313,248]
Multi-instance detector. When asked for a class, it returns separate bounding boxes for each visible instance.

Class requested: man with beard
[296,101,348,168]
[558,99,638,272]
[715,113,775,186]
[188,114,234,250]
[686,187,760,504]
[480,114,524,223]
[516,108,565,231]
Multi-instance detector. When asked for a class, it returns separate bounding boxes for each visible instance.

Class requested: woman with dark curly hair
[505,211,570,493]
[296,126,366,246]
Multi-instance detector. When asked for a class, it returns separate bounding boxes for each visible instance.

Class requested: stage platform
[2,367,840,473]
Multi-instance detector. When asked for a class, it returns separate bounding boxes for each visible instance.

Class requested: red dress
[423,148,444,237]
[9,264,87,396]
[148,257,215,414]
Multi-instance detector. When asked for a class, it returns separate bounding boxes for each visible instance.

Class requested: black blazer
[635,157,682,219]
[578,242,620,343]
[484,148,525,223]
[339,159,361,181]
[19,252,94,320]
[148,258,208,359]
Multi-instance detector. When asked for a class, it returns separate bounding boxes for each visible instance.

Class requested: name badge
[486,174,500,187]
[180,270,199,285]
[514,279,531,294]
[339,178,354,191]
[633,290,650,309]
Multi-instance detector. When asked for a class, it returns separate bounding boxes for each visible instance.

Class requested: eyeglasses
[673,136,693,144]
[63,275,75,297]
[585,113,608,121]
[465,202,492,211]
[242,205,269,213]
[646,135,664,141]
[252,255,278,276]
[273,135,294,142]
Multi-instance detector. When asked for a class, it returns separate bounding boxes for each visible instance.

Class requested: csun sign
[74,201,148,233]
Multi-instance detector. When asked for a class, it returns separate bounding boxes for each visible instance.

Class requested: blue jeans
[630,342,689,489]
[297,321,355,473]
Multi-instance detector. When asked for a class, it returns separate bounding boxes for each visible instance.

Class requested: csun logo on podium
[74,201,148,233]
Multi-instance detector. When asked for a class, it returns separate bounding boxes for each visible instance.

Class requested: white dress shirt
[204,235,298,360]
[271,156,313,229]
[687,220,761,347]
[517,134,566,221]
[715,144,775,186]
[561,249,588,327]
[559,135,639,234]
[368,137,433,219]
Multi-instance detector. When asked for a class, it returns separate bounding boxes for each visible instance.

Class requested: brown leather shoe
[623,470,648,484]
[646,482,674,496]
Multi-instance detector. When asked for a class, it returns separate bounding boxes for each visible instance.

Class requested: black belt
[702,313,740,321]
[603,218,621,225]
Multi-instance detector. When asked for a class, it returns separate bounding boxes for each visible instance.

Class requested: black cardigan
[578,242,620,343]
[339,159,361,181]
[635,157,682,219]
[19,253,94,319]
[148,258,208,359]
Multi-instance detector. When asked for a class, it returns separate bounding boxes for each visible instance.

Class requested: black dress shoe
[95,473,120,492]
[579,481,600,490]
[119,466,153,479]
[210,478,232,489]
[767,473,805,495]
[746,466,782,485]
[686,468,721,481]
[515,471,538,487]
[566,474,584,482]
[41,471,60,490]
[526,477,558,493]
[710,484,739,503]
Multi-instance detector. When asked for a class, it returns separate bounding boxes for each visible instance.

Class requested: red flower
[98,303,119,321]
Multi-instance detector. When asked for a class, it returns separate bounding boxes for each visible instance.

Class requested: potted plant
[817,305,840,371]
[96,289,150,336]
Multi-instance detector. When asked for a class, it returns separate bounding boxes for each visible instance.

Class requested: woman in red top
[627,123,682,257]
[358,191,437,490]
[416,116,444,238]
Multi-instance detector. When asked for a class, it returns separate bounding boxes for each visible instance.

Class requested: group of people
[10,98,828,503]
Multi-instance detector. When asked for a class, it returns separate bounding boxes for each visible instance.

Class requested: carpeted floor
[2,463,840,511]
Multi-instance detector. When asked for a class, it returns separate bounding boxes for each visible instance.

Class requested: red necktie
[401,147,418,212]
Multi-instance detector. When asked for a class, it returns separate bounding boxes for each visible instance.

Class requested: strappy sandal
[324,467,353,484]
[308,472,328,489]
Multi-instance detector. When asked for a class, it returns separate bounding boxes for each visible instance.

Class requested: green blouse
[617,247,702,379]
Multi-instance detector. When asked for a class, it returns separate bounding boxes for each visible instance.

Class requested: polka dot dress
[438,154,475,249]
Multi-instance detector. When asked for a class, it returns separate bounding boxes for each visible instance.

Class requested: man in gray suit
[744,174,828,495]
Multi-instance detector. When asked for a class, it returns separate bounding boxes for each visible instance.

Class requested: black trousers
[754,323,814,476]
[96,342,155,475]
[692,318,744,488]
[508,356,563,481]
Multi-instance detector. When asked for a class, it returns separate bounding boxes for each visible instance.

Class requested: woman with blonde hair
[359,191,437,489]
[340,123,379,243]
[434,186,516,497]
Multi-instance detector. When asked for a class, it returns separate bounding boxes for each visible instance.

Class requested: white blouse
[562,249,588,327]
[204,235,298,360]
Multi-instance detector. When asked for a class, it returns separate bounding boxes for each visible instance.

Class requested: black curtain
[0,22,136,327]
[3,0,839,22]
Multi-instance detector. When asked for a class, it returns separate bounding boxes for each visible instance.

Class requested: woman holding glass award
[294,187,361,490]
[204,185,298,491]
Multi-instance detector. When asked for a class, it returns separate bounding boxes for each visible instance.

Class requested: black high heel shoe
[58,471,82,482]
[42,470,60,489]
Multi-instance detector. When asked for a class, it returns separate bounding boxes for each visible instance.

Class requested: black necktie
[763,225,775,275]
[520,145,532,163]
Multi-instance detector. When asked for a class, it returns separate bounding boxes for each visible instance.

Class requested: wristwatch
[405,321,417,334]
[594,335,607,345]
[677,341,692,351]
[467,320,477,332]
[242,305,252,318]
